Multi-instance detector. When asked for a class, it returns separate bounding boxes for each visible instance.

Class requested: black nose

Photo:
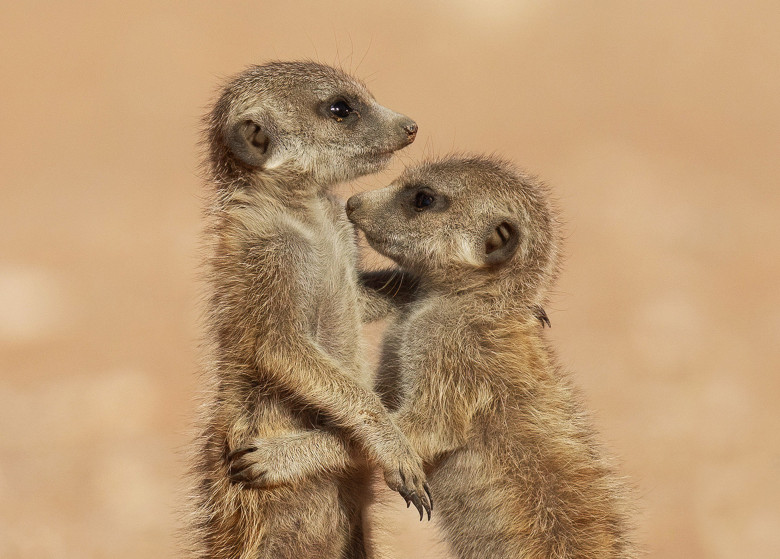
[346,195,361,217]
[404,121,418,140]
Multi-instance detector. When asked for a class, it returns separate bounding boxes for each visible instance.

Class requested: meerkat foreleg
[240,358,488,477]
[230,335,433,517]
[239,390,480,521]
[250,338,429,505]
[245,359,491,514]
[360,270,550,327]
[239,429,433,521]
[227,431,356,488]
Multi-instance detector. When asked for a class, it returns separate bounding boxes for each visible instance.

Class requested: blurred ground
[1,1,779,557]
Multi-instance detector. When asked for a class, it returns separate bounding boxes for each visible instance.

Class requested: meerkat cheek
[261,148,291,171]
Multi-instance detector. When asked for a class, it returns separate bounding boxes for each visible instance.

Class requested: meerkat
[254,155,635,558]
[191,61,432,559]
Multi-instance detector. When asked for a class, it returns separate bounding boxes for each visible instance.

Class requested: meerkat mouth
[363,148,396,158]
[356,150,395,170]
[364,140,410,157]
[351,225,383,248]
[358,229,400,261]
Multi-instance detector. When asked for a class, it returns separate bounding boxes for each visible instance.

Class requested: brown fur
[189,61,429,559]
[258,154,635,557]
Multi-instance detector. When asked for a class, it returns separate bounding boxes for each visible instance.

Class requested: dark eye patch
[414,191,435,210]
[397,184,448,215]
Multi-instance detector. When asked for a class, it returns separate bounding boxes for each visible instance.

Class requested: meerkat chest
[302,206,362,366]
[309,205,358,290]
[392,298,449,383]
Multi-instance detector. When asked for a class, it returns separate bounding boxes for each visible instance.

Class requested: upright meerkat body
[192,62,430,559]
[260,155,634,557]
[351,156,635,558]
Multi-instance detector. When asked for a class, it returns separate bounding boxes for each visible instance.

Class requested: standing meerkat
[192,61,431,559]
[256,155,635,558]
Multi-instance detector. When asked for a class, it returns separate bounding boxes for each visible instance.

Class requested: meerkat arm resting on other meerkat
[251,335,431,517]
[228,430,356,488]
[242,348,490,506]
[246,363,487,478]
[359,271,550,327]
[233,427,437,519]
[358,268,420,323]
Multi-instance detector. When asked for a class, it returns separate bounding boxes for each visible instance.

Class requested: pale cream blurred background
[1,1,778,557]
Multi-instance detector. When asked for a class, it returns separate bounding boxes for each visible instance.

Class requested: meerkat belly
[309,279,361,365]
[429,440,523,554]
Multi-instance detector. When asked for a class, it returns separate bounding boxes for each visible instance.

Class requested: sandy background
[1,1,778,557]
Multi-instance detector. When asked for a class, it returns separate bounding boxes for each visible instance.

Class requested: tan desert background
[1,1,779,557]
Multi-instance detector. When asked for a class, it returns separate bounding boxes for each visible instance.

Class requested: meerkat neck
[417,269,537,309]
[249,170,320,194]
[216,170,334,209]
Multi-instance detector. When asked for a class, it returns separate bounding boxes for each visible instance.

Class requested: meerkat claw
[228,468,248,483]
[409,492,425,521]
[419,490,432,521]
[533,305,551,328]
[227,446,257,461]
[424,482,433,511]
[399,487,419,516]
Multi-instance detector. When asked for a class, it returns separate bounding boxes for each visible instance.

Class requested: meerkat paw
[382,454,433,521]
[226,441,299,488]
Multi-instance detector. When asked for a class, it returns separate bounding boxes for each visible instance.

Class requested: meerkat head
[205,61,417,187]
[347,155,560,304]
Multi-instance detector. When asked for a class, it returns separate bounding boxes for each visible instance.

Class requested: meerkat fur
[189,61,431,559]
[254,154,635,558]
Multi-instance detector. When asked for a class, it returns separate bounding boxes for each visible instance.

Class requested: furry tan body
[260,155,634,557]
[378,299,634,558]
[191,61,430,559]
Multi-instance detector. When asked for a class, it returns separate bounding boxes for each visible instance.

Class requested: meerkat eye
[414,191,435,211]
[329,100,353,120]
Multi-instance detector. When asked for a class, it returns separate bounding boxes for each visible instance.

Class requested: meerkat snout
[402,120,418,141]
[379,112,417,150]
[345,194,362,217]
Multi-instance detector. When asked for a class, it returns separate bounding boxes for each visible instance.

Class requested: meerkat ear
[484,220,520,266]
[227,114,272,168]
